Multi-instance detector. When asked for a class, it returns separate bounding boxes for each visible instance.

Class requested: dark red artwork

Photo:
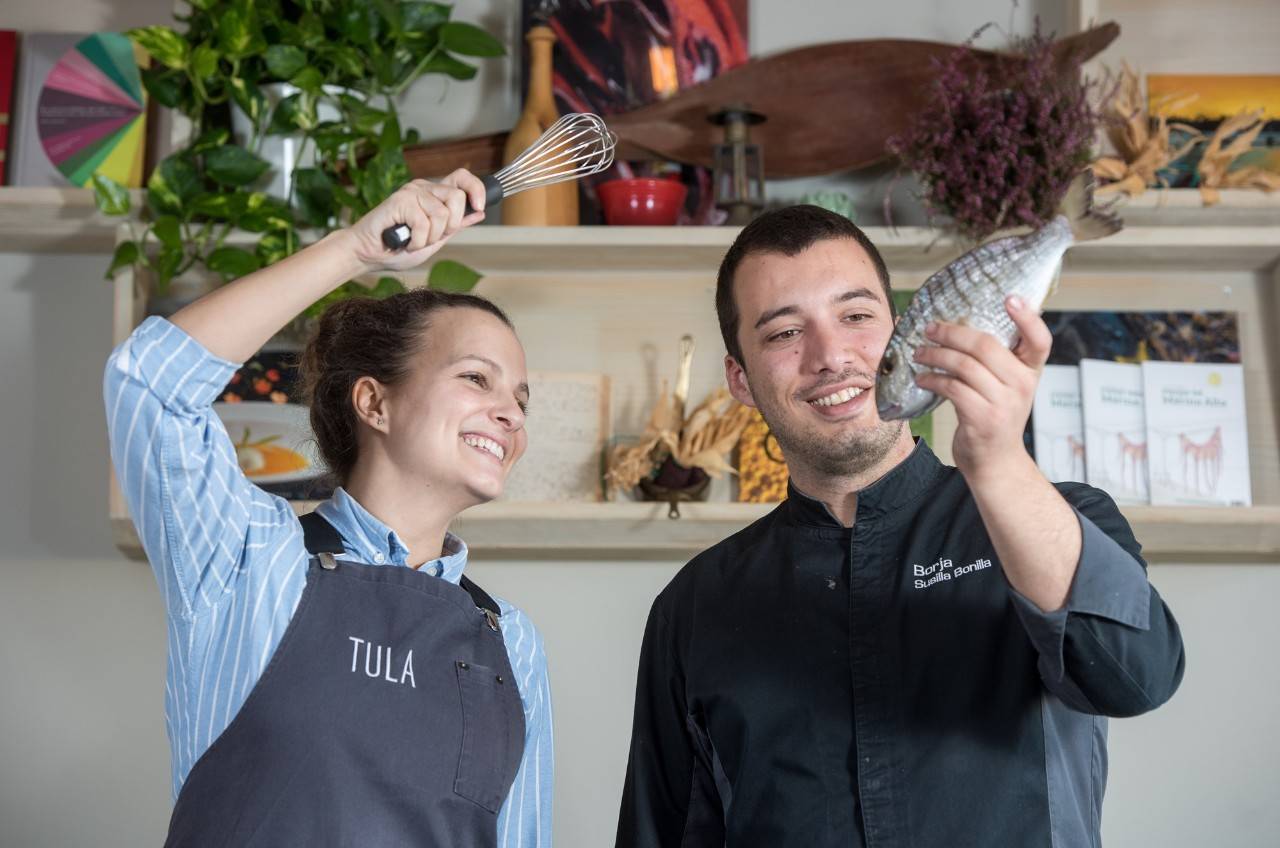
[522,0,748,223]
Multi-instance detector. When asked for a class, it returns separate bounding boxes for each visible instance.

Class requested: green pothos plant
[94,0,499,313]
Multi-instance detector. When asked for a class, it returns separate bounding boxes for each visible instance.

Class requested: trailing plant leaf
[293,168,337,228]
[206,246,263,278]
[140,66,188,108]
[440,22,505,57]
[153,216,183,251]
[420,52,477,81]
[205,145,271,186]
[403,2,451,34]
[147,155,202,217]
[127,26,188,69]
[197,191,249,219]
[217,7,266,59]
[255,232,291,266]
[264,44,307,80]
[268,91,318,133]
[190,126,231,154]
[106,241,141,279]
[304,276,406,319]
[428,259,482,292]
[154,245,184,291]
[190,43,220,81]
[289,67,325,96]
[228,77,267,125]
[91,174,132,216]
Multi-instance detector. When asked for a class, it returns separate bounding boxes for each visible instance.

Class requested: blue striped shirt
[105,316,553,845]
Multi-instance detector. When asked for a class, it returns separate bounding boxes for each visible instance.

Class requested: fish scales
[875,172,1122,421]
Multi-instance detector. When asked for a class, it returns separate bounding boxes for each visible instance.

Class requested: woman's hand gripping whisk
[380,113,616,251]
[347,170,488,274]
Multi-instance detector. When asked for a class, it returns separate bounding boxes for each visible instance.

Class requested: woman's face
[382,307,529,507]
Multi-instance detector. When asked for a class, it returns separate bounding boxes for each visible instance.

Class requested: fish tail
[1059,171,1123,242]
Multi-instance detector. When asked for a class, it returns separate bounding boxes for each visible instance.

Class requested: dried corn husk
[670,389,755,478]
[605,385,754,495]
[1195,109,1280,205]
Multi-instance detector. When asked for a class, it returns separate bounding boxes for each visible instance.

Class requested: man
[616,206,1184,847]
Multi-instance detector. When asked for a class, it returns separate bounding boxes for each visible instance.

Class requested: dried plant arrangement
[1089,63,1203,197]
[887,23,1098,242]
[1194,109,1280,205]
[606,384,754,497]
[605,335,754,511]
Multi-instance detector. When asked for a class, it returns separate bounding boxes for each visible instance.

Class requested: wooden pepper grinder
[501,22,578,225]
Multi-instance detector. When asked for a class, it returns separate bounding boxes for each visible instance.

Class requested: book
[1080,359,1149,505]
[1032,364,1086,484]
[10,32,148,187]
[1142,361,1251,506]
[0,31,16,184]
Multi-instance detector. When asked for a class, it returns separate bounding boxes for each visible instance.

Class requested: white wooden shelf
[427,222,1280,275]
[4,186,1280,273]
[110,501,1280,563]
[0,187,143,254]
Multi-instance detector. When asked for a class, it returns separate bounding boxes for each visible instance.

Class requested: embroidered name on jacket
[348,636,416,687]
[912,556,994,589]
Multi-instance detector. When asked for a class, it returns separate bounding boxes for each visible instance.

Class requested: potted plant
[887,23,1099,244]
[94,0,501,313]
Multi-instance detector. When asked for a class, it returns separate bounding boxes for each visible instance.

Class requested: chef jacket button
[496,675,504,684]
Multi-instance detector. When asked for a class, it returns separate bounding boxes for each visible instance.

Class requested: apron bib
[164,513,526,847]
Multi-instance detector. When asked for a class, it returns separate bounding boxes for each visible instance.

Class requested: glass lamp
[710,105,766,225]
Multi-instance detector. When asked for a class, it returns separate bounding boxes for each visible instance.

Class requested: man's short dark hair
[715,205,893,365]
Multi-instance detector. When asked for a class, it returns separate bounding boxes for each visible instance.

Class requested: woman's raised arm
[171,171,487,363]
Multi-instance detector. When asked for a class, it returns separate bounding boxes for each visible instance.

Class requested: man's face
[725,238,905,478]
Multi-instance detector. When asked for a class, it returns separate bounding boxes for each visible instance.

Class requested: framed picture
[1148,74,1280,188]
[501,371,612,502]
[520,0,749,224]
[218,349,334,502]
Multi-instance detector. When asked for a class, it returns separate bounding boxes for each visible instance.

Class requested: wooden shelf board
[0,187,142,254]
[4,187,1279,273]
[430,225,1280,275]
[111,502,1280,563]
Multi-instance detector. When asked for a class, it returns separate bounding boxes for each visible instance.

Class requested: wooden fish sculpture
[403,24,1119,180]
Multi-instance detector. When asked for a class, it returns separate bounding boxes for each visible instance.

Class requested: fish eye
[879,352,896,376]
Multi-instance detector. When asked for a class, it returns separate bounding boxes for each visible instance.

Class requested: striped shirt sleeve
[104,316,292,618]
[496,605,555,847]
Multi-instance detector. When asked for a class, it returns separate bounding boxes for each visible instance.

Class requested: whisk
[381,112,617,250]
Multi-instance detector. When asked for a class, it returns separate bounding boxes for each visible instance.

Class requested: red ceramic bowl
[597,178,688,225]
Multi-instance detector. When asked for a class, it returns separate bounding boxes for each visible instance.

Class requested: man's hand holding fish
[912,295,1081,612]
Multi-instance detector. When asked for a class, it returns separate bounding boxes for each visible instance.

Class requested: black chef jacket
[616,439,1184,848]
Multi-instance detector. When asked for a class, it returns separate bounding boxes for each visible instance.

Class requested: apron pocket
[453,659,515,812]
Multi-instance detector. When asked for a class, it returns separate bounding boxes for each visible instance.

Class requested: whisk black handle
[381,174,506,251]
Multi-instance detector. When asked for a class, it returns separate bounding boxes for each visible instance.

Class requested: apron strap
[298,511,501,618]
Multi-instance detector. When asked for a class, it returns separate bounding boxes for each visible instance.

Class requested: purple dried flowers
[888,23,1098,242]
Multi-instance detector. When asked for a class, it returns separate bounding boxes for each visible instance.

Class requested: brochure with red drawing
[1032,364,1086,484]
[1141,361,1251,507]
[1080,359,1149,505]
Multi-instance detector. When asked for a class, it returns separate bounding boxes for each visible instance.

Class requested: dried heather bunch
[888,24,1098,242]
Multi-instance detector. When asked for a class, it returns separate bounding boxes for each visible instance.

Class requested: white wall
[3,2,1279,847]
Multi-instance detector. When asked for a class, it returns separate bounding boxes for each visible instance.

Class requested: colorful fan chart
[37,33,147,188]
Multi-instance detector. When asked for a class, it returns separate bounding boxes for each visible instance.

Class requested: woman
[104,172,551,846]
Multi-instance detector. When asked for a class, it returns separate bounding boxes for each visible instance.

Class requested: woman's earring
[376,417,384,426]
